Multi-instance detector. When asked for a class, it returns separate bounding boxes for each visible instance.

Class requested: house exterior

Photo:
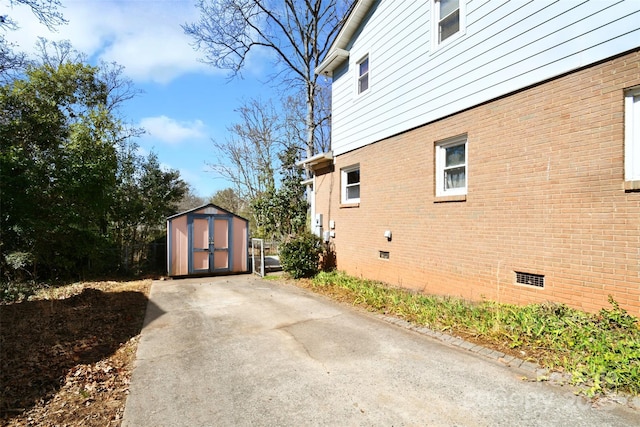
[167,204,249,277]
[303,0,640,314]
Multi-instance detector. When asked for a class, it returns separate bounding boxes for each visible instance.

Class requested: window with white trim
[357,55,369,94]
[341,165,360,203]
[625,86,640,183]
[432,0,465,48]
[435,135,467,197]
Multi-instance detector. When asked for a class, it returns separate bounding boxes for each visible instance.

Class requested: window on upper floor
[432,0,465,49]
[435,135,467,197]
[341,164,360,204]
[357,55,369,94]
[625,86,640,188]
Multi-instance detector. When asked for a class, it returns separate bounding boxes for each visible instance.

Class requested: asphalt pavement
[122,275,639,426]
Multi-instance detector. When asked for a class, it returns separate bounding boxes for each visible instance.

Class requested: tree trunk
[305,81,316,208]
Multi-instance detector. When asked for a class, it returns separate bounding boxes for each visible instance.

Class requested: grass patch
[309,271,640,397]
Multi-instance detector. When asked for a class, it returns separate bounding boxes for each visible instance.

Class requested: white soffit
[316,48,349,76]
[297,151,334,171]
[315,0,376,76]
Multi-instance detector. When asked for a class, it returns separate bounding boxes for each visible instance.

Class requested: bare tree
[314,81,332,154]
[35,38,143,115]
[209,97,282,202]
[32,38,144,148]
[283,84,332,156]
[35,37,80,65]
[0,39,26,83]
[184,0,351,160]
[1,0,66,82]
[209,188,248,216]
[1,0,65,30]
[177,185,206,212]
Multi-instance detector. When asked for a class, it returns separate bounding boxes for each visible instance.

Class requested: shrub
[279,231,324,279]
[0,281,39,303]
[309,272,640,396]
[3,251,34,283]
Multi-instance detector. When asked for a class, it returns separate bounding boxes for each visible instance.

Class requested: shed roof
[167,203,249,222]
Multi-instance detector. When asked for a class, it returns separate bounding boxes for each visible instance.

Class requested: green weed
[310,271,640,396]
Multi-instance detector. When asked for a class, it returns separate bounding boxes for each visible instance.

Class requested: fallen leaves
[1,280,151,426]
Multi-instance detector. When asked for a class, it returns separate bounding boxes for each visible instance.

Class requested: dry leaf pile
[1,280,151,426]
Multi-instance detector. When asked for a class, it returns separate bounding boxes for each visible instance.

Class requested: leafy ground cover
[0,279,151,426]
[295,271,640,397]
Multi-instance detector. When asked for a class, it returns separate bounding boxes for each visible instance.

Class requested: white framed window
[625,86,640,183]
[341,164,360,203]
[435,135,467,197]
[432,0,466,49]
[357,55,369,94]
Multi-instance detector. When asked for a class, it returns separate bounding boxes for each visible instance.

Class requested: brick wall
[314,50,640,315]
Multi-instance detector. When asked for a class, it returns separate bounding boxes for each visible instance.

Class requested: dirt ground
[0,280,151,427]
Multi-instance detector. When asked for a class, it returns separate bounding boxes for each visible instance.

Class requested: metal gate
[251,238,265,277]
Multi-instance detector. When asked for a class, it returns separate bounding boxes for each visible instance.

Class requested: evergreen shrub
[279,231,323,279]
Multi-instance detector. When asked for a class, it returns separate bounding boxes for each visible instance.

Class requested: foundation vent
[379,251,390,260]
[515,271,544,288]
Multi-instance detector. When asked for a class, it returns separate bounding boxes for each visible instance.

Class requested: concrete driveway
[122,275,639,426]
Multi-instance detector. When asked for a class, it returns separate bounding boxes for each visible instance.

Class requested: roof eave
[296,151,334,171]
[315,48,349,77]
[315,0,377,76]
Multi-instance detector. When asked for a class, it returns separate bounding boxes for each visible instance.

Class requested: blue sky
[5,0,277,198]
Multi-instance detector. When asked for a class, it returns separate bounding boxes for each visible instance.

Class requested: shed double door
[189,214,230,274]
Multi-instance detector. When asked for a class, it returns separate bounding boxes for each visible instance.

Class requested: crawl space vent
[379,251,390,260]
[515,271,544,288]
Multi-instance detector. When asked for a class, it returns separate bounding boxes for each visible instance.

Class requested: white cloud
[135,145,149,158]
[139,115,206,144]
[4,0,222,83]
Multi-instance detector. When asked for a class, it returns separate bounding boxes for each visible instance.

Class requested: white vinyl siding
[625,87,640,183]
[331,0,640,157]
